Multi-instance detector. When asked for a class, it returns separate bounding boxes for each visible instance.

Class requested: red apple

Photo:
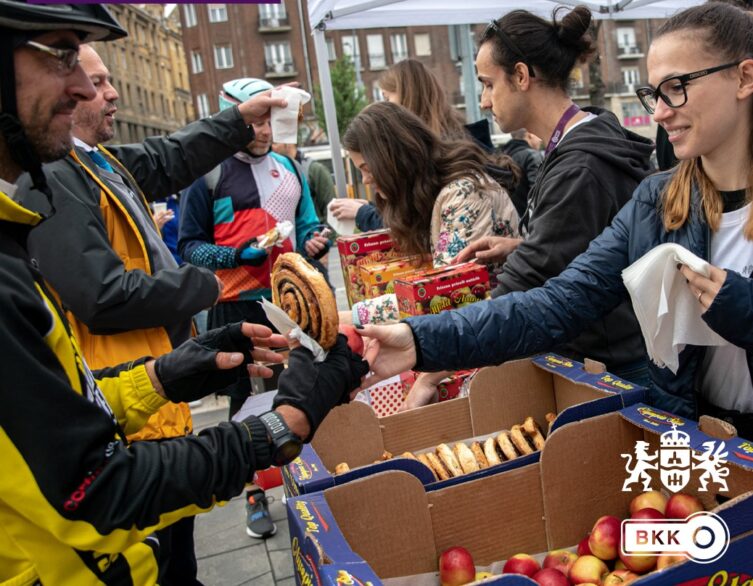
[577,535,593,556]
[533,567,571,586]
[618,549,656,574]
[439,546,475,586]
[602,569,640,585]
[629,491,668,516]
[588,516,621,561]
[503,553,541,578]
[630,507,665,521]
[665,493,704,519]
[338,324,364,356]
[544,549,578,577]
[570,555,609,585]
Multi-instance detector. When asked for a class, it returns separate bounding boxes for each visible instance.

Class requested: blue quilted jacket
[407,170,753,418]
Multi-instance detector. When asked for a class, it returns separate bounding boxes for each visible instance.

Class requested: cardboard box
[394,261,491,318]
[283,353,645,496]
[359,255,431,299]
[286,404,753,584]
[336,229,401,306]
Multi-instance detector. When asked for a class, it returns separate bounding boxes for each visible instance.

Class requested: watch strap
[241,416,274,472]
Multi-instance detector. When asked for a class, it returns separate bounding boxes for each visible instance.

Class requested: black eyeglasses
[485,20,536,78]
[635,61,741,114]
[25,40,79,74]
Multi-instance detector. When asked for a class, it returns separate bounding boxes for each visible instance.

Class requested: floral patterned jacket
[352,174,518,326]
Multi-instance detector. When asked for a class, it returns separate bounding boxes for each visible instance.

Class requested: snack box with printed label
[286,403,753,585]
[359,255,431,299]
[400,369,477,404]
[283,353,646,496]
[393,261,490,318]
[336,229,401,306]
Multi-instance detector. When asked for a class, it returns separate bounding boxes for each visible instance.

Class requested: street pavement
[192,251,349,585]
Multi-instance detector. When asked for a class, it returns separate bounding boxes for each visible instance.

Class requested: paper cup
[271,86,311,144]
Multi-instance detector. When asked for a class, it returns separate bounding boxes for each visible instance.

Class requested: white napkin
[270,87,311,143]
[260,298,327,362]
[326,199,356,236]
[622,243,726,373]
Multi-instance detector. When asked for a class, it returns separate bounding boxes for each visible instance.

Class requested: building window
[570,66,585,89]
[259,2,287,27]
[617,27,637,50]
[214,44,234,69]
[341,35,362,69]
[326,38,336,61]
[366,34,386,70]
[264,41,293,74]
[183,5,197,28]
[197,94,210,118]
[208,4,228,23]
[190,50,203,74]
[390,33,408,63]
[372,81,383,102]
[622,66,640,89]
[414,33,431,57]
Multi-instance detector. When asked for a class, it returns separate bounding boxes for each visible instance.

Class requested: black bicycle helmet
[0,1,126,194]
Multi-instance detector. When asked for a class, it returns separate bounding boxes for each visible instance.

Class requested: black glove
[154,322,253,403]
[235,238,268,266]
[273,334,369,441]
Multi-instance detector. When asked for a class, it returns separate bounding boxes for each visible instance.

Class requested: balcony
[259,16,291,32]
[606,82,639,96]
[617,45,644,59]
[265,61,297,78]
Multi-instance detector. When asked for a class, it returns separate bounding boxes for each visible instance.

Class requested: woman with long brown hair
[343,101,518,324]
[360,3,753,436]
[329,59,499,230]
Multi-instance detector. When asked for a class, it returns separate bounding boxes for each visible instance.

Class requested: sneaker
[245,490,277,539]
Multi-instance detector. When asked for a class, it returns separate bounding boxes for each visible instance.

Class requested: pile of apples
[438,490,703,586]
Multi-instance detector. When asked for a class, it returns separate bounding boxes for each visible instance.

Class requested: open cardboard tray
[286,404,753,585]
[283,353,646,496]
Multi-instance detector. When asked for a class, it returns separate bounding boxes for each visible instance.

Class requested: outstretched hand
[452,235,523,265]
[149,322,288,402]
[358,323,417,388]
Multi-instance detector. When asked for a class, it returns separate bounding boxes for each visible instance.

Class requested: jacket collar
[0,189,42,227]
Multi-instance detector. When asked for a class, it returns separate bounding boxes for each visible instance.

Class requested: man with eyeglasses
[19,38,307,586]
[0,2,370,585]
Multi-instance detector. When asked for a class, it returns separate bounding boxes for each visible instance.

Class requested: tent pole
[313,24,348,199]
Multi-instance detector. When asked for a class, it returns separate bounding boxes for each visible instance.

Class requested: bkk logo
[621,424,730,564]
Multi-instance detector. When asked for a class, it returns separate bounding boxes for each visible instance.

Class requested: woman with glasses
[360,2,753,438]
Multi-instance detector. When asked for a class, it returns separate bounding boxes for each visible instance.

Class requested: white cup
[271,87,311,144]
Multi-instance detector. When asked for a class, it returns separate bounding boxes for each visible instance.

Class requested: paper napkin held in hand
[622,243,726,373]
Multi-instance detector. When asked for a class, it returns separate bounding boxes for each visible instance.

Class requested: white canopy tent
[309,0,699,197]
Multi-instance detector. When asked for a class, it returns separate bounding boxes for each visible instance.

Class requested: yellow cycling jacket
[0,191,257,585]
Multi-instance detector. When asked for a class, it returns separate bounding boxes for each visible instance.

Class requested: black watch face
[274,438,303,466]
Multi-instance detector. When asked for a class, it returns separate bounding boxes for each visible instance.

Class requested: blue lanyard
[545,104,581,156]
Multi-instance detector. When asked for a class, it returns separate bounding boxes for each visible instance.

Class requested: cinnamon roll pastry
[271,253,338,350]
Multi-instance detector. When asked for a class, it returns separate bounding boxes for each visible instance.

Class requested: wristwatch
[259,411,303,466]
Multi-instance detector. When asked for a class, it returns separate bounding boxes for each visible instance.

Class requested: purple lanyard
[545,104,581,156]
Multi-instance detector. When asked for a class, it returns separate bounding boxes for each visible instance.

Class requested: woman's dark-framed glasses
[25,40,79,74]
[635,61,740,114]
[484,20,536,78]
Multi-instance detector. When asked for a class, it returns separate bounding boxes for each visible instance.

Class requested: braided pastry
[271,253,338,350]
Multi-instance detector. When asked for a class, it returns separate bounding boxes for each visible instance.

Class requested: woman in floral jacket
[343,101,519,327]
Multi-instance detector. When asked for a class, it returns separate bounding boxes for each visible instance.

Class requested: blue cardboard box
[284,354,646,497]
[286,404,753,585]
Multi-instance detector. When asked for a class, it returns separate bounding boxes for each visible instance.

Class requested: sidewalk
[192,251,348,585]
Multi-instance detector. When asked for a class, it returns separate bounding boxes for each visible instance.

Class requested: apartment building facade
[92,4,194,144]
[179,2,662,142]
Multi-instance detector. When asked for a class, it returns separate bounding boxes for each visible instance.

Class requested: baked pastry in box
[394,261,491,318]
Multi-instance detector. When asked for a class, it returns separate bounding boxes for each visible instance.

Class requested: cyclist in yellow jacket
[0,3,369,584]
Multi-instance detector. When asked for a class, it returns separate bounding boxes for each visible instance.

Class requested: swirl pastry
[271,253,338,350]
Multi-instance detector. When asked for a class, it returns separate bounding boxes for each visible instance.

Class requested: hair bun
[556,5,592,46]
